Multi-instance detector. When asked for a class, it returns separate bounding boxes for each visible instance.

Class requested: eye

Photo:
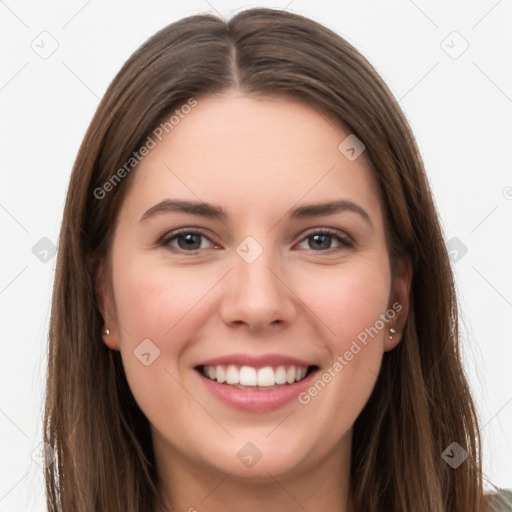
[160,229,218,252]
[296,228,353,252]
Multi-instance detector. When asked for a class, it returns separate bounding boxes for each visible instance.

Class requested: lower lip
[196,369,318,412]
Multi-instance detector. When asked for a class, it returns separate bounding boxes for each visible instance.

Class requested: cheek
[294,261,391,431]
[112,255,215,342]
[298,258,391,348]
[111,259,211,429]
[110,254,225,407]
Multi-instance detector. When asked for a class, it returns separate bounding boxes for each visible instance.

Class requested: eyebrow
[140,198,373,228]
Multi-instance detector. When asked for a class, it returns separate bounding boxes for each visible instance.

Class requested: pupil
[179,234,200,250]
[311,234,330,250]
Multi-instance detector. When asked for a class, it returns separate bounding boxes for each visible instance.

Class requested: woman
[43,7,510,512]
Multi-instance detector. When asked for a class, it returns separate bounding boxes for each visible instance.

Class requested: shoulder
[484,488,512,512]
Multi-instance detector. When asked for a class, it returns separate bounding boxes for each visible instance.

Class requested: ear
[384,254,412,352]
[95,260,120,351]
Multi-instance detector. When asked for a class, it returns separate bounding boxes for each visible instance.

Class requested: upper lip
[195,353,315,369]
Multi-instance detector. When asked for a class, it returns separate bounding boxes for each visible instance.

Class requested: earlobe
[101,326,119,350]
[384,255,413,352]
[385,326,400,351]
[95,261,120,351]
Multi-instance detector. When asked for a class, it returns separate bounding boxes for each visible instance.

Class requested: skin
[98,90,412,512]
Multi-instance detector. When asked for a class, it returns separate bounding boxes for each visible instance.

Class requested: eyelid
[299,227,353,245]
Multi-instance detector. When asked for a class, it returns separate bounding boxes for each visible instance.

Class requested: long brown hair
[44,7,494,511]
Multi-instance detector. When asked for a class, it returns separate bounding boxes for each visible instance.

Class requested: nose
[218,249,297,333]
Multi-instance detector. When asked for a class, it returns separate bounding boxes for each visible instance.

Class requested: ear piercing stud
[102,328,110,336]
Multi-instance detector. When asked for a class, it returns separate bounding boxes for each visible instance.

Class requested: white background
[1,0,511,509]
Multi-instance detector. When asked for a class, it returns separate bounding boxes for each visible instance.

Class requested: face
[98,91,411,487]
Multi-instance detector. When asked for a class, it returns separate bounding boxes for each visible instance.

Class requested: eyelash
[159,227,354,254]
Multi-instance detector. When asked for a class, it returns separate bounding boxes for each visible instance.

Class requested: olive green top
[487,489,512,511]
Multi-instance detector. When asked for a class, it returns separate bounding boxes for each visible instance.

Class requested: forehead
[121,92,383,226]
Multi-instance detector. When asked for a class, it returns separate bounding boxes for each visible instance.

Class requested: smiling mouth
[196,364,318,391]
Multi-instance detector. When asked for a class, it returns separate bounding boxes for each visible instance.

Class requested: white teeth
[275,365,287,384]
[239,366,257,386]
[216,365,226,383]
[201,364,310,387]
[226,365,239,385]
[257,367,275,386]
